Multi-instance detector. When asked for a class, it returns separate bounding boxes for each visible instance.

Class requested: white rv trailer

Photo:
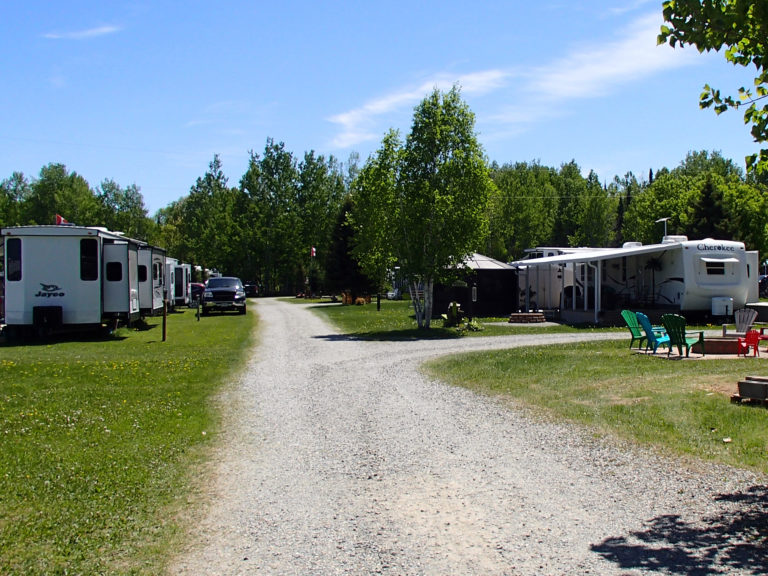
[1,225,141,334]
[173,261,192,307]
[137,244,166,316]
[164,256,178,306]
[510,236,759,324]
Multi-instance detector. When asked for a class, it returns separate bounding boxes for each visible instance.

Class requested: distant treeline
[2,146,767,295]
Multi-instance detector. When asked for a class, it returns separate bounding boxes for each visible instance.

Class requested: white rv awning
[464,253,515,270]
[510,242,682,268]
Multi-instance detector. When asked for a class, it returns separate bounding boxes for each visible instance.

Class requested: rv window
[153,263,161,281]
[7,238,21,282]
[106,262,123,282]
[138,265,148,282]
[705,261,726,276]
[80,239,99,281]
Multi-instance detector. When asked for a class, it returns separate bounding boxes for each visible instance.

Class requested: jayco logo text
[34,283,65,298]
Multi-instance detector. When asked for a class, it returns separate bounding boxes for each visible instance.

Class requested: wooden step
[737,379,768,400]
[508,312,546,323]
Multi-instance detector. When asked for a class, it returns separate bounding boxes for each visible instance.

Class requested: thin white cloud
[43,25,121,40]
[489,12,699,130]
[328,69,512,148]
[328,13,699,150]
[609,0,658,16]
[526,13,695,100]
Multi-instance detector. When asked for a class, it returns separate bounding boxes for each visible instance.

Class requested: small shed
[433,253,517,318]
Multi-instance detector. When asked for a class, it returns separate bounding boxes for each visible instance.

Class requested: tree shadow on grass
[313,328,464,342]
[591,485,768,575]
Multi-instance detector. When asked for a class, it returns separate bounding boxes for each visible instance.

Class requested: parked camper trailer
[511,236,759,324]
[173,261,192,307]
[137,245,166,316]
[162,257,192,308]
[164,257,178,306]
[1,225,141,335]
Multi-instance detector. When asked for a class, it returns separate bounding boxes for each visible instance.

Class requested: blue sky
[0,1,760,214]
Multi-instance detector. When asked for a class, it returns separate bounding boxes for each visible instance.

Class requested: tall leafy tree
[659,1,768,173]
[672,150,743,179]
[97,180,151,240]
[619,150,768,248]
[353,87,493,328]
[349,129,402,294]
[240,139,302,294]
[154,199,192,264]
[725,179,768,255]
[688,174,730,239]
[488,161,558,260]
[326,195,376,297]
[622,170,696,244]
[570,171,617,247]
[551,161,587,246]
[0,172,30,226]
[21,163,100,226]
[297,151,346,291]
[183,155,245,275]
[609,171,644,246]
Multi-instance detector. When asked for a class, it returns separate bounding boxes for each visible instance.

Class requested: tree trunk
[423,277,434,329]
[409,280,425,329]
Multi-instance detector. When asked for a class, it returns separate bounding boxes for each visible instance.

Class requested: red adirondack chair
[737,330,761,357]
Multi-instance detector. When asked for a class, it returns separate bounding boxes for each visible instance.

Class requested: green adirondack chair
[661,313,705,357]
[636,312,670,354]
[620,309,646,349]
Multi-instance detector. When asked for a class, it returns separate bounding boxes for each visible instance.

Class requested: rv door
[103,242,140,321]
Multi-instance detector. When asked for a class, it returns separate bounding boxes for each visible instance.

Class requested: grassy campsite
[2,296,768,574]
[0,308,255,575]
[308,300,768,476]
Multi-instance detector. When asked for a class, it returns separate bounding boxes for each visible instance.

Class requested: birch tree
[352,87,492,328]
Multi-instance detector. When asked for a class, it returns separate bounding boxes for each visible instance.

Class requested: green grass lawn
[0,308,255,575]
[426,340,768,475]
[307,298,598,339]
[311,299,768,475]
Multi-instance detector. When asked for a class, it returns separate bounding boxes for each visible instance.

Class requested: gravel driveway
[171,298,765,575]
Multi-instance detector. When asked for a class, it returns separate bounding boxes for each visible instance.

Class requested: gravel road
[171,298,766,575]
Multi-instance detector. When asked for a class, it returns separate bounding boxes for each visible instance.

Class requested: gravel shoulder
[170,298,765,575]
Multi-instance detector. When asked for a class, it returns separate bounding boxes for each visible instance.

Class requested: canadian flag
[310,246,316,258]
[55,214,71,225]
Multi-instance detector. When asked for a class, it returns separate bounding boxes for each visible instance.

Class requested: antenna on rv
[655,217,670,239]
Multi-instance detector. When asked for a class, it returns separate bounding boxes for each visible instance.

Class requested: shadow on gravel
[313,333,363,341]
[313,328,463,342]
[591,485,768,575]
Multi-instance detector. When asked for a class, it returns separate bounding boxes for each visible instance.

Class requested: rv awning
[700,257,740,263]
[509,242,682,268]
[463,253,515,270]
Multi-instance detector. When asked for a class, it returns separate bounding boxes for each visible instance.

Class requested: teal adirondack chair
[620,310,646,349]
[661,314,705,357]
[636,312,670,354]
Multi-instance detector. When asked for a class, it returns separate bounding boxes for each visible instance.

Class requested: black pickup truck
[201,276,247,315]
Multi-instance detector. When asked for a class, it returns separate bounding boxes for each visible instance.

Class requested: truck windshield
[207,278,240,289]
